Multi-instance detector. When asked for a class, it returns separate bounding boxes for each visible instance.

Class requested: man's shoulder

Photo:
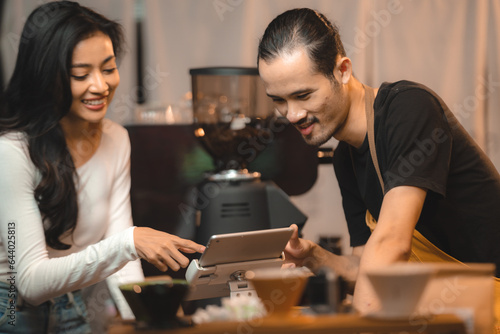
[379,80,425,91]
[375,80,445,119]
[377,80,437,104]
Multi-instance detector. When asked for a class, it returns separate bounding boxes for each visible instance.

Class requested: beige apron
[363,85,500,331]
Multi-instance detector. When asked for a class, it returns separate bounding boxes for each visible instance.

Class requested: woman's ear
[334,57,353,85]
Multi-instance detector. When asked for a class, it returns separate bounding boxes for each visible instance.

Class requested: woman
[0,1,204,332]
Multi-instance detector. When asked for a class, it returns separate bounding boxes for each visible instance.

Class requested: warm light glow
[194,128,205,137]
[208,104,216,115]
[165,105,175,124]
[245,270,255,279]
[219,95,228,103]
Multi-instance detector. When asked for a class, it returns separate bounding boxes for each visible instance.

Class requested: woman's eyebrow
[71,55,116,68]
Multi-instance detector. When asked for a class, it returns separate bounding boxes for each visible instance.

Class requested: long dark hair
[258,8,346,80]
[0,1,124,250]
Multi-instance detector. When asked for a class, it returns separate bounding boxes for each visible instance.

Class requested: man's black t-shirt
[333,80,500,277]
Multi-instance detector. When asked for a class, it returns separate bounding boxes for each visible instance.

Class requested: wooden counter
[109,313,466,334]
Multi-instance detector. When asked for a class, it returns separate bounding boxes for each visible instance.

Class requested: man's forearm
[305,242,361,287]
[352,237,411,313]
[352,186,425,314]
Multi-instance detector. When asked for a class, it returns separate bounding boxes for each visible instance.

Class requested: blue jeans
[0,282,92,333]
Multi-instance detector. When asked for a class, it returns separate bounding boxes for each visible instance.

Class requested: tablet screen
[198,227,293,267]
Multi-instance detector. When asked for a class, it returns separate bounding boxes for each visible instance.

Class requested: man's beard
[296,119,335,147]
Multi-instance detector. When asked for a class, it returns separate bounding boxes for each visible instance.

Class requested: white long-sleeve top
[0,119,144,316]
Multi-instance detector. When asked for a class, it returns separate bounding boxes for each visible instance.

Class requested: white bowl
[365,263,434,319]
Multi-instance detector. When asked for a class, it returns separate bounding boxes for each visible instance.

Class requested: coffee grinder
[190,67,307,245]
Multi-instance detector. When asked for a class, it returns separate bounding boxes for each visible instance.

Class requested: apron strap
[363,85,384,193]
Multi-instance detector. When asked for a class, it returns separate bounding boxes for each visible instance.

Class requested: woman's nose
[89,72,108,94]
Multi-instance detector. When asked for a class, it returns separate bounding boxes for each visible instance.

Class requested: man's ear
[334,57,352,85]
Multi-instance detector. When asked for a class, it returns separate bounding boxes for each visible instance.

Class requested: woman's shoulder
[101,119,130,144]
[0,131,36,174]
[0,131,29,155]
[101,118,128,139]
[99,119,130,156]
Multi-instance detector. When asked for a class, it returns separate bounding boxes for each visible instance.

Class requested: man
[257,7,500,324]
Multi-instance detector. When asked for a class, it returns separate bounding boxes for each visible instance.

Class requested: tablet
[197,227,293,267]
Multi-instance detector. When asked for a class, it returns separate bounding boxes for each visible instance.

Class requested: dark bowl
[119,279,190,329]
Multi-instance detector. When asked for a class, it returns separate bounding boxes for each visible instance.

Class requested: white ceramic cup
[365,263,434,318]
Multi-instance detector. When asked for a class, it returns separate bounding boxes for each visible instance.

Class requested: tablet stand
[185,256,284,301]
